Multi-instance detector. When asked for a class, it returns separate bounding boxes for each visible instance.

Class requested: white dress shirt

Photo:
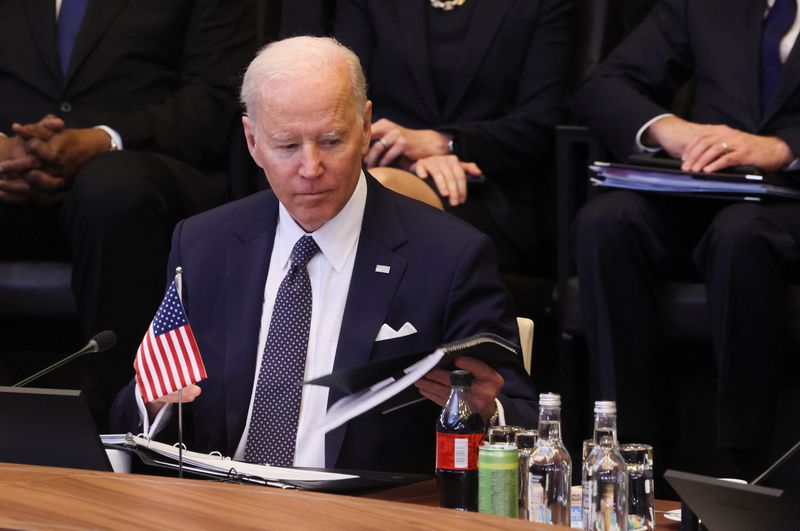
[232,172,367,467]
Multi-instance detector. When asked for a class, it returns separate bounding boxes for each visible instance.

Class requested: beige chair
[516,317,534,375]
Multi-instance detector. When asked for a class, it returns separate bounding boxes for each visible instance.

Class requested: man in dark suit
[111,36,537,473]
[334,0,571,274]
[0,1,255,428]
[571,0,800,472]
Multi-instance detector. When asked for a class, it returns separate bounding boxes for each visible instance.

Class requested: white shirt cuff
[135,384,172,439]
[94,125,123,150]
[494,397,506,426]
[635,113,674,153]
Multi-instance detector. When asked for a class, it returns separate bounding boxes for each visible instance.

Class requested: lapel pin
[375,264,391,274]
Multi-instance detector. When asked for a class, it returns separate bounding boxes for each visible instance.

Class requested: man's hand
[411,155,481,206]
[18,127,113,181]
[644,115,794,173]
[365,118,451,168]
[145,384,202,421]
[414,357,503,423]
[0,135,38,178]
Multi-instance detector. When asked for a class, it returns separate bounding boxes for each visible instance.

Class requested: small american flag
[134,279,207,403]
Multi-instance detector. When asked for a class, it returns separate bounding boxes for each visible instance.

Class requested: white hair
[240,36,367,123]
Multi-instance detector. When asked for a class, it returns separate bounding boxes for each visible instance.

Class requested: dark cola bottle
[436,369,484,511]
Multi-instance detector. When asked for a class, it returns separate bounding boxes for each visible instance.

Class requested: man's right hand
[643,115,794,173]
[145,384,202,421]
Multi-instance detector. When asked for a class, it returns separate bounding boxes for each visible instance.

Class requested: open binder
[304,333,520,434]
[103,434,430,493]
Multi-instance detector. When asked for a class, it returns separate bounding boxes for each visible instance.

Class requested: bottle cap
[450,369,473,386]
[539,392,561,407]
[594,400,616,414]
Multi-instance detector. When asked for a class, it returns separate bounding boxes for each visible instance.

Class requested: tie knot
[291,235,320,269]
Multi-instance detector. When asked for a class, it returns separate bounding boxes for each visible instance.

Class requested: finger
[24,137,57,163]
[0,178,34,194]
[159,384,203,404]
[25,170,66,192]
[370,118,393,136]
[364,140,386,168]
[703,151,739,173]
[12,122,57,141]
[451,164,468,205]
[463,162,482,175]
[690,141,728,172]
[414,378,451,405]
[421,368,452,386]
[439,163,461,207]
[378,140,405,167]
[429,169,450,198]
[40,114,65,131]
[0,154,38,174]
[455,357,504,388]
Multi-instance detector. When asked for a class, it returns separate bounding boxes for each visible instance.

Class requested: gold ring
[720,141,730,152]
[378,138,389,149]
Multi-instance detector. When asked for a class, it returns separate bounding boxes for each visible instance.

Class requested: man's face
[243,67,371,232]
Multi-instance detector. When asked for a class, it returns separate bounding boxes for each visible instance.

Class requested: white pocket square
[375,322,417,342]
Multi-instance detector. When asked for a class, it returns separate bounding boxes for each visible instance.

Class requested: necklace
[429,0,466,11]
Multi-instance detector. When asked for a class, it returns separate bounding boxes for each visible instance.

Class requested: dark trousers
[574,190,800,450]
[0,150,225,430]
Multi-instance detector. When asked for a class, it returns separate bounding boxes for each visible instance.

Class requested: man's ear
[242,115,264,168]
[361,100,373,156]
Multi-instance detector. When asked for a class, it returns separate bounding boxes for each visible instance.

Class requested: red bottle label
[435,432,484,470]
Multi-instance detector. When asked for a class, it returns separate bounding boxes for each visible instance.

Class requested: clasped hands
[365,118,481,206]
[146,356,503,425]
[0,114,113,205]
[645,115,794,173]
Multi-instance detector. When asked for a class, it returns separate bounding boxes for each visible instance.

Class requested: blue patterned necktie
[57,0,89,75]
[244,235,320,466]
[761,0,797,110]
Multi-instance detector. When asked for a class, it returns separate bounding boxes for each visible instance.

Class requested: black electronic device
[664,470,800,530]
[0,386,112,472]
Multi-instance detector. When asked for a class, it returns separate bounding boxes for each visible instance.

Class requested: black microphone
[12,330,117,388]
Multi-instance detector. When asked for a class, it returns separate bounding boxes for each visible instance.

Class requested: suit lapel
[223,197,279,453]
[397,1,441,120]
[64,0,129,81]
[441,0,512,120]
[22,0,62,88]
[324,176,408,466]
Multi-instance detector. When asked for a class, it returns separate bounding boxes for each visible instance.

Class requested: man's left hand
[680,124,794,173]
[415,356,504,423]
[365,118,451,168]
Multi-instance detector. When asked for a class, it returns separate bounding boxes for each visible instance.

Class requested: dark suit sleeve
[572,0,694,159]
[439,0,571,178]
[443,232,538,427]
[102,0,256,169]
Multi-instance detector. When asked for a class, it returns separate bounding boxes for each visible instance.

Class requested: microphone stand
[12,332,116,387]
[751,439,800,485]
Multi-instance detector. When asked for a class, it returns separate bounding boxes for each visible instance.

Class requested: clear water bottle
[435,370,484,511]
[526,392,572,525]
[582,401,627,530]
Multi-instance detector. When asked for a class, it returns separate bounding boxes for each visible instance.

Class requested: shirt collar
[275,171,367,273]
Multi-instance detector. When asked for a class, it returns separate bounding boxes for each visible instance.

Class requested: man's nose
[299,145,323,178]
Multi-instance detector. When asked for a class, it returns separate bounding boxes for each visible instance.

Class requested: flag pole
[176,266,184,479]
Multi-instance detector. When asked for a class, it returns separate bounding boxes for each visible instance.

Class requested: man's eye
[280,144,298,150]
[322,139,341,147]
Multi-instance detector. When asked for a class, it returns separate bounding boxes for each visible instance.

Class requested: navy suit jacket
[573,0,800,163]
[111,175,537,473]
